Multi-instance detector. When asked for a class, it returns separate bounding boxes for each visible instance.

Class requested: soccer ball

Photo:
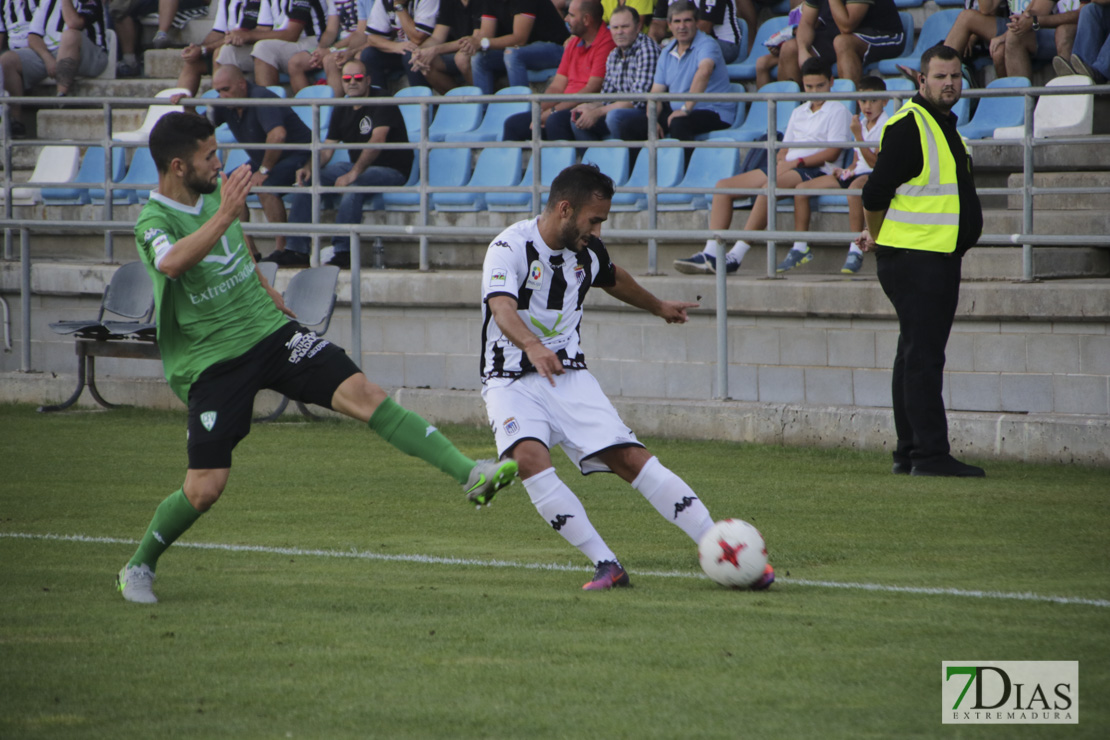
[698,519,769,588]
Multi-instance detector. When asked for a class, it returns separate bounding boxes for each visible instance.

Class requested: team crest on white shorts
[503,417,520,436]
[526,261,543,289]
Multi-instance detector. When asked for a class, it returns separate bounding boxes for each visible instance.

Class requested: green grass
[1,403,1107,739]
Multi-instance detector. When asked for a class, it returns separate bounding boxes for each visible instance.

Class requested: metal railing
[3,84,1110,397]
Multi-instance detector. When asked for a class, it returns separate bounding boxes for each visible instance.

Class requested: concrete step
[1006,171,1110,210]
[143,49,196,81]
[35,105,165,141]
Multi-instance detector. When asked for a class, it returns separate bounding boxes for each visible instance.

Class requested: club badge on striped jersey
[526,260,543,289]
[574,264,585,285]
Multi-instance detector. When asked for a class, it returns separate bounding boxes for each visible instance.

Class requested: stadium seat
[444,86,530,143]
[486,146,575,211]
[99,29,117,79]
[864,12,915,74]
[707,80,798,141]
[610,143,684,211]
[893,0,923,7]
[527,68,558,86]
[877,9,962,76]
[581,146,630,187]
[42,146,126,205]
[292,85,335,136]
[934,0,964,5]
[726,15,790,81]
[116,148,159,202]
[47,261,154,340]
[114,87,190,143]
[394,86,434,141]
[1,145,80,206]
[881,77,916,118]
[831,78,857,115]
[433,146,522,212]
[958,76,1030,140]
[695,83,749,141]
[428,86,483,142]
[266,85,287,98]
[994,75,1095,139]
[657,145,740,210]
[194,87,219,117]
[382,147,472,209]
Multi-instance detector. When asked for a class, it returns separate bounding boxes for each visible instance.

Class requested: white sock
[793,241,810,253]
[631,456,714,544]
[728,240,751,262]
[703,238,720,257]
[523,468,616,565]
[848,242,863,256]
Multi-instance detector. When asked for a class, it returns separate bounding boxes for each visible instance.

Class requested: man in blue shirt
[649,0,735,146]
[209,65,313,265]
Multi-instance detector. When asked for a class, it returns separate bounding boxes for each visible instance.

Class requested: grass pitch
[1,403,1107,739]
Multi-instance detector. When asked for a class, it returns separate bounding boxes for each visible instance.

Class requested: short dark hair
[610,3,640,26]
[857,75,886,93]
[920,44,961,76]
[547,163,614,211]
[667,0,699,22]
[149,112,215,174]
[578,0,603,23]
[800,57,832,80]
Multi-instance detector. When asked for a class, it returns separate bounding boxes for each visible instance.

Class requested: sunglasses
[342,74,365,82]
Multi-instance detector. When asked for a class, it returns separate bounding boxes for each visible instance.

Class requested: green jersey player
[117,112,517,604]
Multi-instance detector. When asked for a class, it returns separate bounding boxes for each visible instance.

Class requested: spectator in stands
[994,0,1083,80]
[650,0,747,62]
[0,0,41,137]
[317,0,371,95]
[208,65,312,264]
[942,0,1029,71]
[285,59,412,268]
[650,1,736,146]
[251,0,331,93]
[783,74,886,274]
[501,0,614,141]
[0,0,108,136]
[779,0,904,85]
[359,0,438,89]
[468,0,570,95]
[111,0,179,77]
[1056,0,1109,82]
[406,0,483,93]
[176,0,269,97]
[672,57,849,275]
[756,2,802,88]
[602,0,653,26]
[566,4,659,141]
[298,0,363,95]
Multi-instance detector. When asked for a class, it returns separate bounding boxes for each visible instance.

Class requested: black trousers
[876,249,963,465]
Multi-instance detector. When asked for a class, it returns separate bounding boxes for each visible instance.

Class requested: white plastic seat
[993,75,1094,139]
[114,87,191,143]
[1,145,81,205]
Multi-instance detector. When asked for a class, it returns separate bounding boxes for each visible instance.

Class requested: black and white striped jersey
[261,0,330,39]
[29,0,107,53]
[0,0,39,48]
[481,217,618,383]
[211,0,267,34]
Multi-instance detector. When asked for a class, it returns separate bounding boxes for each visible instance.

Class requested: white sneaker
[117,564,158,603]
[463,458,518,506]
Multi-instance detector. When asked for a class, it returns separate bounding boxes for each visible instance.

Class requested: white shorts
[251,37,318,73]
[482,370,643,475]
[214,43,256,73]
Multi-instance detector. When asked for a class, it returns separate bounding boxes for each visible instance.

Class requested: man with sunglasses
[285,59,412,269]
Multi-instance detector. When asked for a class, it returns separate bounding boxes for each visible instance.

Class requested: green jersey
[135,185,287,403]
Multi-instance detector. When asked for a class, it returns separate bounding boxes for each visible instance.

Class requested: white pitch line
[4,531,1109,609]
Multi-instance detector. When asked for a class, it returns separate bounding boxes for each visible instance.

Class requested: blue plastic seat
[364,155,418,211]
[43,146,127,205]
[394,86,434,142]
[527,68,557,85]
[581,146,630,187]
[116,148,159,202]
[444,86,531,143]
[611,143,685,211]
[726,16,791,81]
[831,78,857,115]
[433,147,522,212]
[695,83,749,141]
[428,86,483,142]
[878,9,962,76]
[864,12,915,75]
[707,80,799,142]
[893,0,923,7]
[266,85,287,98]
[382,147,472,209]
[881,77,916,118]
[958,76,1030,140]
[293,85,335,136]
[486,147,575,211]
[657,145,740,210]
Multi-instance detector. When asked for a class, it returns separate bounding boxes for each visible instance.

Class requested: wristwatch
[1031,15,1040,30]
[480,37,490,51]
[258,166,270,176]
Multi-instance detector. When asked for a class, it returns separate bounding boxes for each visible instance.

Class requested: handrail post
[350,230,362,367]
[764,98,779,278]
[419,98,430,271]
[1021,92,1036,282]
[530,98,542,217]
[646,98,658,274]
[310,103,320,265]
[103,103,115,263]
[20,229,31,372]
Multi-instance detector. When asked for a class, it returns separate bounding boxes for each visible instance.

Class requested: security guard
[858,44,985,478]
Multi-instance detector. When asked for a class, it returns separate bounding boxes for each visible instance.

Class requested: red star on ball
[716,539,746,567]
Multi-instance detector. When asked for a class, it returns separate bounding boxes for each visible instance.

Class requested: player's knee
[184,479,224,512]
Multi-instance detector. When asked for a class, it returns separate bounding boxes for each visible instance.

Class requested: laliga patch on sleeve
[489,268,507,287]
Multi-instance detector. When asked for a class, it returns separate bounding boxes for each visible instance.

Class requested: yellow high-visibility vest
[876,101,969,253]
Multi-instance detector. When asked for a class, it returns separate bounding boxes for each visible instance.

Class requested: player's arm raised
[158,165,254,279]
[487,294,564,385]
[603,265,698,324]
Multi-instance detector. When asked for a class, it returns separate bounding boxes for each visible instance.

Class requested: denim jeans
[1073,3,1110,78]
[287,160,407,254]
[472,41,565,94]
[557,108,649,142]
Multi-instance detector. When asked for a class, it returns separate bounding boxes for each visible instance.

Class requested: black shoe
[326,251,351,269]
[892,460,912,475]
[9,120,26,139]
[260,250,310,267]
[911,455,985,478]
